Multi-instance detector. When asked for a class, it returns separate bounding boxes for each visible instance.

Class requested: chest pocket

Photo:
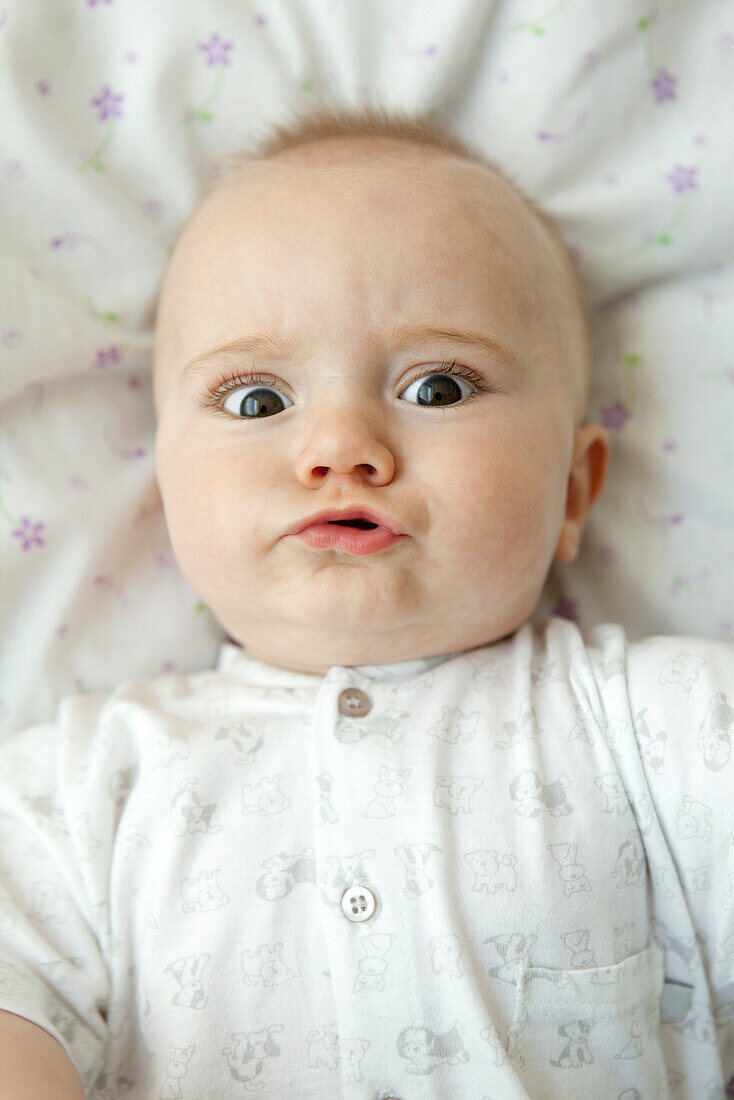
[505,942,669,1100]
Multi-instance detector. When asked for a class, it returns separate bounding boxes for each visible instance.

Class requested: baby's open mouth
[328,519,379,530]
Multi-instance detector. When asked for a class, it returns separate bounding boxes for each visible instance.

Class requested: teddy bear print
[510,770,573,817]
[397,1021,470,1074]
[465,850,517,894]
[676,796,713,842]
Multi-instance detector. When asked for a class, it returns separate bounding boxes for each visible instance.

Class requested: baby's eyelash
[199,359,492,413]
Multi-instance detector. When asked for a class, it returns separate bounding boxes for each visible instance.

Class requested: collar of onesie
[216,639,466,687]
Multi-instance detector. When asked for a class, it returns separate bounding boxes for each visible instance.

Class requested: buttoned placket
[328,682,403,1100]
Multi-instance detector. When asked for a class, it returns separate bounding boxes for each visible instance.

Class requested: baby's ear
[554,423,610,562]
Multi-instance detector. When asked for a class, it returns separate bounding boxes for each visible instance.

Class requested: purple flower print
[632,164,698,253]
[650,67,677,103]
[91,85,124,122]
[12,516,46,551]
[666,165,698,194]
[186,34,235,122]
[88,0,113,6]
[81,87,124,171]
[96,346,120,368]
[600,401,631,431]
[198,32,233,67]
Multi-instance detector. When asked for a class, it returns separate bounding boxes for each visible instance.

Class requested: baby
[0,103,732,1100]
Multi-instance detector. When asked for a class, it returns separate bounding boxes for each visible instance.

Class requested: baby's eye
[398,369,476,408]
[216,362,480,419]
[221,383,293,419]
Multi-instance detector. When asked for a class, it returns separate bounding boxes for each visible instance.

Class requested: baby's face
[153,139,608,673]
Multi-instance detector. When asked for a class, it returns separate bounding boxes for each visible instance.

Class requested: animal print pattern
[0,618,731,1098]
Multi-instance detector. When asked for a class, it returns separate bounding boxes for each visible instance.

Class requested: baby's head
[153,103,609,674]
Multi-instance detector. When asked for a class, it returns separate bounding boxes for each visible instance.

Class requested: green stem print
[79,122,115,173]
[630,190,693,257]
[80,86,124,172]
[185,65,226,123]
[638,0,663,73]
[511,0,569,35]
[85,301,119,326]
[184,33,234,124]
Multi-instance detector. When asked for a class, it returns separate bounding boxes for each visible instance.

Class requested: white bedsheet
[1,0,733,735]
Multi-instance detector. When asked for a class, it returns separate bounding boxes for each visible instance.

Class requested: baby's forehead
[155,138,590,418]
[199,139,538,242]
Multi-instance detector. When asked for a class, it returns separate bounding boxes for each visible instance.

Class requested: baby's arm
[0,1011,85,1098]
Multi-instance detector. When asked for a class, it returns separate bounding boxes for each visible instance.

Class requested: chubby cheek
[157,437,263,588]
[436,421,559,576]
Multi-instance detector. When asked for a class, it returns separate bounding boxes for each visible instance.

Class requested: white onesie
[0,616,732,1099]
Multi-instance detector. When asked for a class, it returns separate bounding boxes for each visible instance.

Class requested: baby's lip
[288,506,406,537]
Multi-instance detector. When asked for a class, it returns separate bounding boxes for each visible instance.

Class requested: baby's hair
[193,99,592,418]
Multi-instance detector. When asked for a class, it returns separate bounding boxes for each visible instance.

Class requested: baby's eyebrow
[181,323,522,381]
